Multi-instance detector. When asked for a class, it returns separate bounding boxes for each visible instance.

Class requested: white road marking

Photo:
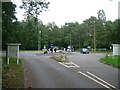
[78,71,112,89]
[58,62,70,68]
[62,62,74,64]
[58,60,116,89]
[87,71,117,89]
[58,61,79,68]
[70,61,79,68]
[68,66,80,68]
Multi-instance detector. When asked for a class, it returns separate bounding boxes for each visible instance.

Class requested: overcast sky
[12,0,119,27]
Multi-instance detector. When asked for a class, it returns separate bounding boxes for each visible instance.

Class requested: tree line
[2,2,120,50]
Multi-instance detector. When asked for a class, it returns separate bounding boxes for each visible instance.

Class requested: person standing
[50,44,54,53]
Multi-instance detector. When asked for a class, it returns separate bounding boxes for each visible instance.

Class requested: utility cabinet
[112,44,120,56]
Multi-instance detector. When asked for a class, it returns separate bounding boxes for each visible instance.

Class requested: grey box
[1,0,11,2]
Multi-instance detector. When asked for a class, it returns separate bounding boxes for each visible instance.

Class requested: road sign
[6,43,21,64]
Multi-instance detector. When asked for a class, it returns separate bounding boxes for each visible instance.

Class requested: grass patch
[20,50,42,52]
[50,56,68,62]
[100,56,120,69]
[2,56,24,88]
[0,57,2,90]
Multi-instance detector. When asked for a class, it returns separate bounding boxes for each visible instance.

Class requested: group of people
[43,44,57,54]
[43,44,74,54]
[49,44,57,53]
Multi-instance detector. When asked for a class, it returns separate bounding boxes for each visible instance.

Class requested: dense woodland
[2,2,120,50]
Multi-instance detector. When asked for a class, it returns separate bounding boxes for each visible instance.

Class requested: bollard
[61,54,65,61]
[105,54,108,58]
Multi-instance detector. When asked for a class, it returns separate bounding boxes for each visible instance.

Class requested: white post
[7,45,9,64]
[7,57,9,64]
[17,45,19,64]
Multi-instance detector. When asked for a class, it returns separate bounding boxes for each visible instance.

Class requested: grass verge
[100,56,120,69]
[2,56,24,88]
[91,50,112,53]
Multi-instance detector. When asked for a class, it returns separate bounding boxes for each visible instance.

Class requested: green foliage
[100,56,120,69]
[20,0,50,20]
[2,16,119,50]
[97,9,106,22]
[111,19,120,44]
[2,2,17,49]
[2,2,119,50]
[2,56,24,88]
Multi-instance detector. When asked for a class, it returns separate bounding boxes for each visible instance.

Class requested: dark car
[80,48,89,54]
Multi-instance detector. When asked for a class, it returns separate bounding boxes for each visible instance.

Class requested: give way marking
[58,61,79,68]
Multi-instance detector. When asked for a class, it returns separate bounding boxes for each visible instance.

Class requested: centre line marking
[87,71,117,89]
[78,71,111,89]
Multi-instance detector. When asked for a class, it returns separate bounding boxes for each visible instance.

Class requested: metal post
[70,34,71,47]
[36,18,40,51]
[48,27,52,49]
[79,31,80,49]
[93,22,96,51]
[38,30,41,51]
[39,30,41,50]
[38,29,39,51]
[40,31,41,50]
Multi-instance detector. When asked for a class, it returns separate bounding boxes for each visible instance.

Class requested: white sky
[12,0,119,27]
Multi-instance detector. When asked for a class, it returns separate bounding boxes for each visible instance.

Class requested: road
[20,51,119,89]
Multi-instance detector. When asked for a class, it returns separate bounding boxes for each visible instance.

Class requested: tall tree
[20,0,50,21]
[2,2,17,49]
[20,0,50,50]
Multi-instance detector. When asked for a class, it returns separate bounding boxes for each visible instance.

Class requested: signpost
[6,43,21,64]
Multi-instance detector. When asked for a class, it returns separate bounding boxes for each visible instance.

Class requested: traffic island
[50,53,69,62]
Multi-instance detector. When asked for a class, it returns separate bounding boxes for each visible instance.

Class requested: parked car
[67,45,74,52]
[80,48,89,54]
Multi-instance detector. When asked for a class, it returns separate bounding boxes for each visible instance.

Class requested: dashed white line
[78,71,111,89]
[87,71,117,89]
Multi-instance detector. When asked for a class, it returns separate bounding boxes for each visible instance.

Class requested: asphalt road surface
[20,51,119,89]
